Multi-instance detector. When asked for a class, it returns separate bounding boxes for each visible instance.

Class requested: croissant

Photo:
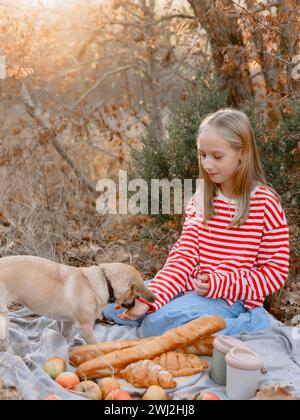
[76,315,225,379]
[118,360,177,389]
[151,352,208,377]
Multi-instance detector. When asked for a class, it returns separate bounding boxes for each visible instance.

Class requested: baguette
[76,315,225,379]
[176,336,214,357]
[70,335,214,367]
[70,337,152,367]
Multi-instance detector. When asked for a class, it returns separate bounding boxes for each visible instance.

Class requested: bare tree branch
[21,82,96,192]
[121,3,147,21]
[155,14,195,24]
[85,138,121,162]
[109,20,146,29]
[110,14,194,28]
[262,50,290,65]
[46,54,125,81]
[70,65,134,110]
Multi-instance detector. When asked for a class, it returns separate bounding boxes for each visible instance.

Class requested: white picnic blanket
[0,309,299,400]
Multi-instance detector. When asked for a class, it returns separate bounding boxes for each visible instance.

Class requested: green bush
[129,76,228,218]
[130,75,299,218]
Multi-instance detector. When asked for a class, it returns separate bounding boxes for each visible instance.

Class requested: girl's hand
[117,300,150,321]
[192,274,211,296]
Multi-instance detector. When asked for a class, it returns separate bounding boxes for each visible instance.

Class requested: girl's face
[198,126,242,190]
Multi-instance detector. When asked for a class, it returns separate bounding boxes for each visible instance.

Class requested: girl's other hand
[192,274,211,296]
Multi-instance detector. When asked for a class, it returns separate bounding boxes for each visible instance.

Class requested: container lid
[213,336,249,354]
[225,347,263,371]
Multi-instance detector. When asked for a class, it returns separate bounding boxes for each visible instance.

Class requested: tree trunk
[248,0,299,117]
[187,0,254,106]
[277,0,300,106]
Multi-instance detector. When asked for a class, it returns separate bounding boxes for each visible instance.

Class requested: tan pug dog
[0,256,155,349]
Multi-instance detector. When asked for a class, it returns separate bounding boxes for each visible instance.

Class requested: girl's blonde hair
[197,108,278,228]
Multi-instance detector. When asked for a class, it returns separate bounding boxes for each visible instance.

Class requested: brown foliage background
[0,0,299,326]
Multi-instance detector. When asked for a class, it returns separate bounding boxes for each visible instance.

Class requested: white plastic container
[210,336,249,386]
[225,347,263,400]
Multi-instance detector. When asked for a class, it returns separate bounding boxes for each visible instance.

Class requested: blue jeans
[102,286,272,338]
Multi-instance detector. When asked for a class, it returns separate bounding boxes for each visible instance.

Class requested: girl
[103,109,290,337]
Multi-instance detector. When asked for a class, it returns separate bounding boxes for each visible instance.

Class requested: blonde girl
[103,109,289,337]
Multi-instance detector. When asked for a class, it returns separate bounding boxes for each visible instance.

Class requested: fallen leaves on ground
[256,385,300,400]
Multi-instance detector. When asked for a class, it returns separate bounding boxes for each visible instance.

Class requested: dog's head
[99,263,155,309]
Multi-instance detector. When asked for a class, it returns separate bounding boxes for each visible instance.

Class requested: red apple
[105,389,133,400]
[44,395,62,400]
[55,372,80,389]
[197,392,220,400]
[43,357,67,380]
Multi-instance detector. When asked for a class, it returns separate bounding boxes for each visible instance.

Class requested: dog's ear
[132,282,155,303]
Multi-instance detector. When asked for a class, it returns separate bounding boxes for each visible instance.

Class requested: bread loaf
[76,315,225,379]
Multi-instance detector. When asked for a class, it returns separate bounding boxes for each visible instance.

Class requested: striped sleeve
[205,197,290,302]
[138,198,200,312]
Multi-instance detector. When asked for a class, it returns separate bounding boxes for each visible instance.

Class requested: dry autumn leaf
[256,385,300,401]
[288,293,300,306]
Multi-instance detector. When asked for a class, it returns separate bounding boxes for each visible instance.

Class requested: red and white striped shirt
[140,185,290,312]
